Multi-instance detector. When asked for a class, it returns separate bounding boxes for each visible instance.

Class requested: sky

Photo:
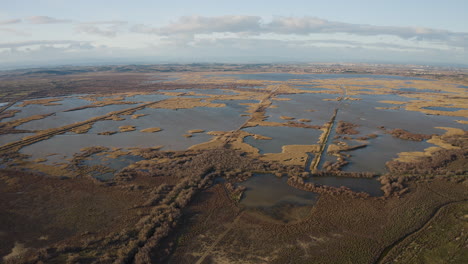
[0,0,467,68]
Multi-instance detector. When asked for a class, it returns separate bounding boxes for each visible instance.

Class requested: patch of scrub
[3,242,29,262]
[243,126,322,154]
[82,154,143,180]
[307,176,383,196]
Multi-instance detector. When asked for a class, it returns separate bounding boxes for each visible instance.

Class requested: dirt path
[308,84,347,171]
[0,93,31,114]
[222,86,278,146]
[309,108,338,171]
[193,88,280,259]
[194,211,244,264]
[375,199,468,263]
[239,86,278,129]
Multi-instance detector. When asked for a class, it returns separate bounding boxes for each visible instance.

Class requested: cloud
[161,37,467,64]
[0,27,30,36]
[27,16,72,24]
[75,25,118,37]
[0,40,92,49]
[0,19,21,25]
[1,15,466,66]
[132,15,261,35]
[81,20,127,25]
[75,21,128,37]
[132,15,468,47]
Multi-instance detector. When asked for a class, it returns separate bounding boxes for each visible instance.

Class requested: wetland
[0,64,466,263]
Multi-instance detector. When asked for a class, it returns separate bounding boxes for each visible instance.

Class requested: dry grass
[140,127,162,133]
[119,125,136,132]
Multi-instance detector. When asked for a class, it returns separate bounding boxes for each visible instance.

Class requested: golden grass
[261,144,320,166]
[188,129,205,134]
[395,127,464,162]
[70,123,93,134]
[131,114,147,119]
[119,125,136,132]
[18,98,62,107]
[140,127,162,133]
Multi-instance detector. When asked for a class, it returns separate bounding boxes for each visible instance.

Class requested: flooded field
[0,67,467,263]
[1,72,466,191]
[241,173,318,208]
[240,173,318,222]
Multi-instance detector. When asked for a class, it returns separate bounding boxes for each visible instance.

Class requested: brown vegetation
[386,148,467,176]
[336,121,359,135]
[386,128,432,141]
[0,64,466,263]
[140,127,162,133]
[98,131,117,135]
[119,125,136,132]
[280,116,295,120]
[188,129,205,134]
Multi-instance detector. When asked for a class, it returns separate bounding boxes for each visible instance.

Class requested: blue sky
[1,0,467,67]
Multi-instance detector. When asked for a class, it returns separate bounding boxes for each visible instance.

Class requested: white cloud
[75,21,128,37]
[0,27,30,36]
[27,16,72,24]
[1,15,467,66]
[0,19,21,25]
[131,15,468,48]
[0,40,92,50]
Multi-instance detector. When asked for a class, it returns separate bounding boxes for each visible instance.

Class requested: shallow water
[4,75,465,179]
[22,105,249,161]
[422,106,464,112]
[336,94,466,135]
[266,93,339,125]
[21,131,212,162]
[0,133,35,146]
[2,96,91,122]
[16,104,138,131]
[397,87,441,93]
[340,134,433,173]
[240,174,318,208]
